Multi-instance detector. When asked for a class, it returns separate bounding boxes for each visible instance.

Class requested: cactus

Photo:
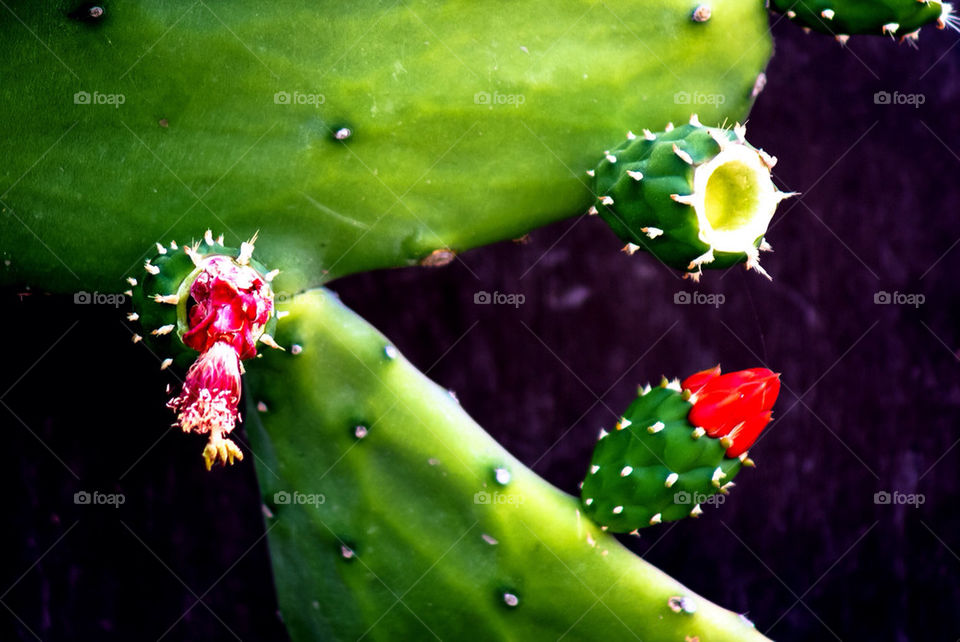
[7,0,954,638]
[580,366,780,533]
[0,0,771,294]
[592,117,792,279]
[768,0,957,40]
[241,289,770,641]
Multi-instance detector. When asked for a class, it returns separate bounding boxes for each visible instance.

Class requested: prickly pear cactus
[241,290,770,641]
[581,367,780,533]
[768,0,957,40]
[592,117,792,279]
[0,0,771,293]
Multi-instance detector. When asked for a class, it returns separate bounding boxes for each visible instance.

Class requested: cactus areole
[581,366,780,533]
[128,232,282,470]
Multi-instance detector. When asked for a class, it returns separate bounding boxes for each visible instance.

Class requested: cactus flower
[167,341,245,470]
[682,366,780,457]
[167,250,275,469]
[181,255,274,359]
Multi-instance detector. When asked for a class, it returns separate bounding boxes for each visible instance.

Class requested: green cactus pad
[242,289,769,641]
[580,381,748,533]
[128,231,278,367]
[0,0,771,294]
[768,0,955,39]
[593,117,790,279]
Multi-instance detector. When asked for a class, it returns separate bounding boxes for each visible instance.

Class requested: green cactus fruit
[0,1,772,294]
[768,0,957,41]
[592,116,792,280]
[580,366,780,533]
[242,289,770,641]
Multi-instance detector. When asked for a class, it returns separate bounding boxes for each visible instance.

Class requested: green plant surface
[242,289,769,641]
[768,0,949,36]
[0,0,770,294]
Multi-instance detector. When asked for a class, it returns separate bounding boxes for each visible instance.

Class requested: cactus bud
[580,365,781,532]
[683,366,780,457]
[768,0,956,38]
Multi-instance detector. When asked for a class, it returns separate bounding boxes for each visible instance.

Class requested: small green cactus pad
[0,1,772,294]
[768,0,956,40]
[580,381,747,533]
[128,231,278,367]
[242,289,769,641]
[592,117,791,279]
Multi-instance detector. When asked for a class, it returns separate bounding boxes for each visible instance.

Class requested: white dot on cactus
[590,465,599,474]
[620,466,633,477]
[340,545,355,559]
[584,498,594,506]
[384,345,398,360]
[503,592,519,607]
[481,533,499,546]
[668,596,697,614]
[691,4,711,22]
[612,505,624,514]
[290,344,303,355]
[334,127,352,140]
[494,467,511,485]
[354,425,368,439]
[256,401,268,413]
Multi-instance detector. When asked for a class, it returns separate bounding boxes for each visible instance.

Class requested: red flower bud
[681,366,780,457]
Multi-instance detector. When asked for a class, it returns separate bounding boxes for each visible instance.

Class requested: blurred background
[3,16,960,642]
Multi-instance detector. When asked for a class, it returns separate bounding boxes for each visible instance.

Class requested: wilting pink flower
[167,341,244,470]
[181,255,273,359]
[169,254,274,469]
[682,365,780,458]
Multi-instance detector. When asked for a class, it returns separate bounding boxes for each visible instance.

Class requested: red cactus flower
[181,255,274,359]
[681,365,780,458]
[169,253,275,469]
[167,341,244,470]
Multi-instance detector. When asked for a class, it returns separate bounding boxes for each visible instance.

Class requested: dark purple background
[4,19,960,642]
